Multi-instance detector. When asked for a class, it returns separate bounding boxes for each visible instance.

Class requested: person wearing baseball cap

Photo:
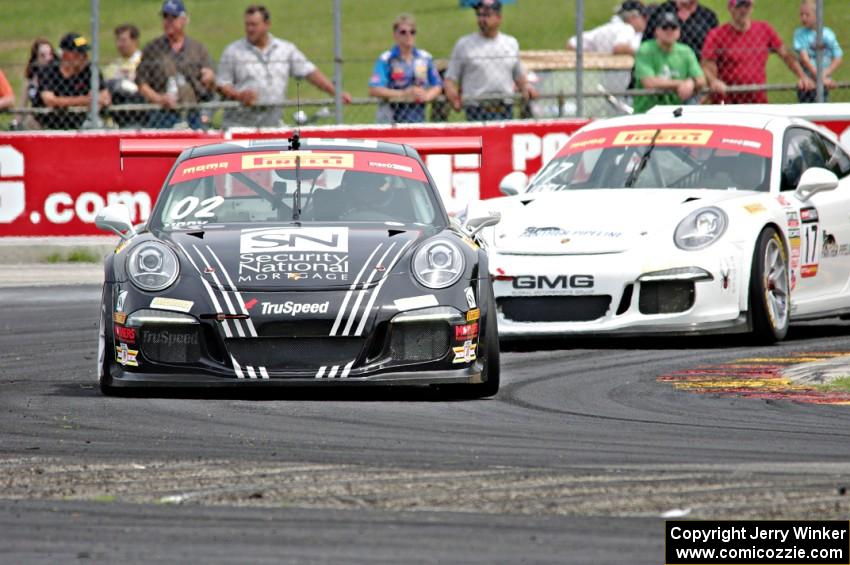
[567,1,647,55]
[444,0,537,121]
[33,32,110,129]
[135,0,216,128]
[701,0,814,103]
[633,12,705,113]
[641,0,718,62]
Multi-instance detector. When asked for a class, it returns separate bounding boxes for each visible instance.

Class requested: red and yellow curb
[657,352,850,404]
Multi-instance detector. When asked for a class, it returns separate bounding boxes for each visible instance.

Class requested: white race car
[469,106,850,342]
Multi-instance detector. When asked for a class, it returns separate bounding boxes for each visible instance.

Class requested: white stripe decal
[192,245,246,338]
[342,243,396,336]
[330,243,383,336]
[315,366,327,379]
[259,367,269,379]
[354,241,411,336]
[231,355,244,379]
[179,241,233,345]
[327,365,339,379]
[246,366,257,379]
[206,245,259,338]
[340,361,354,379]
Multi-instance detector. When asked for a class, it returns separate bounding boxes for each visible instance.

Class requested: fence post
[87,0,103,128]
[575,0,584,117]
[815,0,824,103]
[333,0,343,124]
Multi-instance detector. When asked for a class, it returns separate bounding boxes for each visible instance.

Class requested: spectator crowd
[0,0,844,129]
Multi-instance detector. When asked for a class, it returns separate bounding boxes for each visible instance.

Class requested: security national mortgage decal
[238,227,350,283]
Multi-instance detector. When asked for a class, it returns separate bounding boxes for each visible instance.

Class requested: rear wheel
[749,227,790,343]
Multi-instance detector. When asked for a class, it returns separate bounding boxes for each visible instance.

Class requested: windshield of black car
[526,125,773,193]
[154,150,442,230]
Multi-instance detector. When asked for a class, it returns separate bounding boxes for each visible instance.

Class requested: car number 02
[169,196,224,220]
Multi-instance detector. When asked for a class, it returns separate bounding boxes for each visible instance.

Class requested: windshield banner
[558,125,774,158]
[168,151,428,185]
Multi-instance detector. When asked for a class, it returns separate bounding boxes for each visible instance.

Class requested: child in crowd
[794,0,842,102]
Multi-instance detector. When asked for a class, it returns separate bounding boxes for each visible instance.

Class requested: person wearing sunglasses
[368,13,442,123]
[444,0,536,122]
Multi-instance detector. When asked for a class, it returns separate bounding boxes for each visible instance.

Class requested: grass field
[1,0,848,117]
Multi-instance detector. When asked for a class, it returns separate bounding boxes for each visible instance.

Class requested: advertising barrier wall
[2,116,850,236]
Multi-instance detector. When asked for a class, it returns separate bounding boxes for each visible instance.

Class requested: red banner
[1,117,850,236]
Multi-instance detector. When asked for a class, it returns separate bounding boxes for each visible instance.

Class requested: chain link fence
[1,0,846,130]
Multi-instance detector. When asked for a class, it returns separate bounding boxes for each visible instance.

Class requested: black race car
[95,136,500,397]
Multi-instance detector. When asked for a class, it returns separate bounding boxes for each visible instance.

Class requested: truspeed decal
[238,227,350,283]
[168,151,428,185]
[245,300,331,316]
[556,124,773,158]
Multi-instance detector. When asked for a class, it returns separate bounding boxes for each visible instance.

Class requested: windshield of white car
[153,151,443,230]
[527,145,771,193]
[527,125,773,193]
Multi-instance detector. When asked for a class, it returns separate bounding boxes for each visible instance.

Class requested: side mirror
[464,213,501,236]
[499,171,527,196]
[95,204,136,240]
[795,167,839,201]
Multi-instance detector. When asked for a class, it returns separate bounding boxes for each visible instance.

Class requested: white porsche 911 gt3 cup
[468,106,850,342]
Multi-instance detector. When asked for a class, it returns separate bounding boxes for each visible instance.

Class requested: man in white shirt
[567,0,647,55]
[217,4,351,127]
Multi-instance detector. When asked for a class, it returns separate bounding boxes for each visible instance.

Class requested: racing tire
[98,291,118,396]
[441,286,500,399]
[749,227,790,343]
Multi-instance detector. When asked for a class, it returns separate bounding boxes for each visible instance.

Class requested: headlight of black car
[412,239,465,289]
[127,242,180,291]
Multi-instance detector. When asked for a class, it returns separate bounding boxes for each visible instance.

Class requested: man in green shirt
[633,12,705,113]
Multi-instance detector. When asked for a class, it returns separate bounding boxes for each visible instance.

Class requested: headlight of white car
[412,239,465,289]
[674,207,728,250]
[127,242,180,291]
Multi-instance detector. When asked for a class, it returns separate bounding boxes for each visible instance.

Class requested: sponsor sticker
[150,297,194,313]
[113,312,127,324]
[393,295,439,311]
[743,203,766,214]
[369,161,413,173]
[115,290,128,312]
[452,341,477,364]
[242,151,354,171]
[800,206,819,223]
[114,325,136,344]
[115,343,138,367]
[613,129,712,147]
[255,301,330,316]
[466,308,480,322]
[801,264,818,278]
[240,227,349,254]
[465,287,477,309]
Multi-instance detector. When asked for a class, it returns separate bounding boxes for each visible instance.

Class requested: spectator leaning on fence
[642,0,718,61]
[794,0,842,103]
[34,33,109,130]
[104,24,146,127]
[633,12,705,113]
[136,0,215,129]
[444,0,536,122]
[24,39,55,107]
[701,0,814,104]
[567,1,647,56]
[368,13,442,124]
[217,4,351,128]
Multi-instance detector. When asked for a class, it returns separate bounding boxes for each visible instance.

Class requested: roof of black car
[186,137,411,160]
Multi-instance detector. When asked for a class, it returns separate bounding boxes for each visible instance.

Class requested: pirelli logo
[241,152,354,170]
[613,129,712,146]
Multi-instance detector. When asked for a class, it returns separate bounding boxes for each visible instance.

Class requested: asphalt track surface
[4,284,850,564]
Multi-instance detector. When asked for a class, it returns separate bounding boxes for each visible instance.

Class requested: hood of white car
[491,189,757,255]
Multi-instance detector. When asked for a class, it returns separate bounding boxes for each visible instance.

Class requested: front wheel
[98,288,118,395]
[749,227,790,343]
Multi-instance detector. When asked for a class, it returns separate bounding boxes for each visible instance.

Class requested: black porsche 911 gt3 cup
[95,137,500,397]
